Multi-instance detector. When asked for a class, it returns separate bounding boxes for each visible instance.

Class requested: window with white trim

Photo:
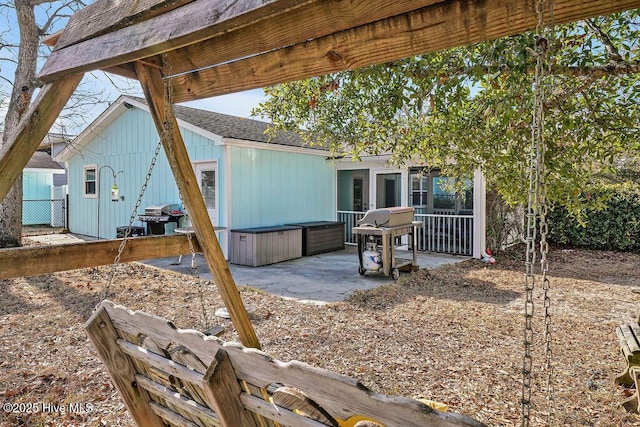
[409,168,473,214]
[83,165,97,198]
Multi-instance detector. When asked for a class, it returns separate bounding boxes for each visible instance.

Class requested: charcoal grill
[353,207,422,279]
[138,203,183,235]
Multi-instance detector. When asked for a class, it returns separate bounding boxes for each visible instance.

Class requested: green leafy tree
[255,11,640,220]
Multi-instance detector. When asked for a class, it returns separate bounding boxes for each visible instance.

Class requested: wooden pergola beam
[0,234,201,280]
[53,0,197,50]
[38,0,315,82]
[39,0,640,89]
[149,0,445,78]
[134,60,261,349]
[168,0,640,102]
[0,75,83,202]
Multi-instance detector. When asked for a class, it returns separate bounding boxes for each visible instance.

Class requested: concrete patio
[23,232,469,303]
[142,246,468,303]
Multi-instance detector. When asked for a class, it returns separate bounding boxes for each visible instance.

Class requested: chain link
[541,1,556,423]
[100,57,210,331]
[100,139,164,302]
[522,0,555,425]
[161,53,210,327]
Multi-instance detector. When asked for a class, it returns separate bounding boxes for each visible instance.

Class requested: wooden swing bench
[86,300,484,427]
[615,318,640,413]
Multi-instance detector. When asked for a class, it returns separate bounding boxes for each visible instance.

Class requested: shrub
[547,182,640,252]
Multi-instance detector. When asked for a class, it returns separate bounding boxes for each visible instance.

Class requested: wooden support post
[202,349,261,427]
[133,61,260,349]
[85,306,164,426]
[0,74,83,201]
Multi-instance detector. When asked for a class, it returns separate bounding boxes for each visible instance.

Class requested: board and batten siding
[67,107,224,239]
[229,145,335,229]
[23,170,54,199]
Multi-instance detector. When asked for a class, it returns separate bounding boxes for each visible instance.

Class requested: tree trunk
[0,178,23,247]
[0,1,40,248]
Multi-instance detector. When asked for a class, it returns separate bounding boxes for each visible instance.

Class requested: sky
[0,2,268,136]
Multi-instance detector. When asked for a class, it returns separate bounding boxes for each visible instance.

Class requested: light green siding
[229,146,335,229]
[67,108,224,239]
[23,171,53,199]
[68,104,337,257]
[22,171,55,225]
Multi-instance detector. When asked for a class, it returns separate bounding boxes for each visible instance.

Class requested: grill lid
[144,204,177,216]
[357,207,415,227]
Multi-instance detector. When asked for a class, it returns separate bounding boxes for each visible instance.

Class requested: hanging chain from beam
[539,0,556,422]
[522,0,555,426]
[160,53,211,328]
[101,138,164,302]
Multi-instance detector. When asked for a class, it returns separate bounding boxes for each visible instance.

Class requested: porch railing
[337,210,366,245]
[337,210,473,256]
[415,213,473,255]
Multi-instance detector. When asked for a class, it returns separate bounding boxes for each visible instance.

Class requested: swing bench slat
[615,321,640,413]
[86,300,485,427]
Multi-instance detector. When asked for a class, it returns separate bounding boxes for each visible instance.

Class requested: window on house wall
[84,165,97,198]
[409,168,473,214]
[460,180,474,213]
[409,169,429,214]
[432,176,457,212]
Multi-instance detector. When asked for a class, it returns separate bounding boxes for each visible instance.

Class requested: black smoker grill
[352,207,423,280]
[138,204,183,235]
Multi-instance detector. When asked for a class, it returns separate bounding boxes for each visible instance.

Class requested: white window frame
[83,164,98,198]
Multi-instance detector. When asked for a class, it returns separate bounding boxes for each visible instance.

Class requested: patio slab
[142,246,468,304]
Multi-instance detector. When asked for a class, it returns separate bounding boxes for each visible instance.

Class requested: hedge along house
[55,95,336,257]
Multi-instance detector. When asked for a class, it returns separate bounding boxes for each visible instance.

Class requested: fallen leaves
[1,243,640,426]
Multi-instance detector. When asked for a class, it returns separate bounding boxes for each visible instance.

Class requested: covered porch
[336,161,483,256]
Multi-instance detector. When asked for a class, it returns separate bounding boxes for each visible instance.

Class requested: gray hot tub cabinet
[230,225,302,267]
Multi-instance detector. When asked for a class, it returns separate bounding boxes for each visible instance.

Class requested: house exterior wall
[66,105,336,258]
[67,107,225,239]
[23,170,54,199]
[228,145,335,229]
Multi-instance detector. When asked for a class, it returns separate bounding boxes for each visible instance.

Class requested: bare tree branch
[583,19,624,63]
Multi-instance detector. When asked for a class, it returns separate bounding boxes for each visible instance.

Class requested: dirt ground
[1,237,640,426]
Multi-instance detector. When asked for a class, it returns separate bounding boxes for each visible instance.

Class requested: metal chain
[522,1,555,425]
[100,138,164,301]
[541,0,556,422]
[97,58,210,329]
[161,53,210,327]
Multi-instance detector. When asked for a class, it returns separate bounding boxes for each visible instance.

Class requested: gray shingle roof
[26,151,64,170]
[129,96,321,149]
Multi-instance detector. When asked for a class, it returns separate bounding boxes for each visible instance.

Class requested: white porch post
[473,168,487,259]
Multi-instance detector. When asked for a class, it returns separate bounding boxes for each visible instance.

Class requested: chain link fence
[23,198,67,227]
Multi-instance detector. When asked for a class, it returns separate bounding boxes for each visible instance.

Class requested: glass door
[194,162,218,226]
[374,172,401,208]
